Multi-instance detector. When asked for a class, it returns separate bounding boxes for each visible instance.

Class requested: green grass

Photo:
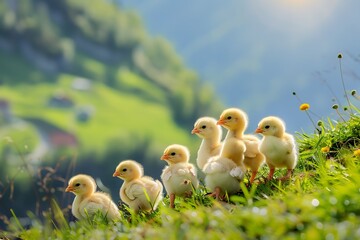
[72,52,107,82]
[2,109,360,239]
[115,68,167,103]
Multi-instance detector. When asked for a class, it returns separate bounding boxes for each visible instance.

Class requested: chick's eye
[201,125,206,129]
[265,125,270,129]
[170,152,176,156]
[122,168,127,172]
[75,183,80,187]
[227,116,232,120]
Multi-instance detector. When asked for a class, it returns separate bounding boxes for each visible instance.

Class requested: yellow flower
[299,103,310,111]
[354,149,360,157]
[321,146,330,153]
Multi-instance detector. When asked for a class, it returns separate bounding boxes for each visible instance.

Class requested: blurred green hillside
[0,0,222,219]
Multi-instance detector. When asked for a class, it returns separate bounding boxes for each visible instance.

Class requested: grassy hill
[0,72,194,155]
[0,0,222,156]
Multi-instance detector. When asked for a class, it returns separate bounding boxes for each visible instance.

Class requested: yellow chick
[255,116,298,180]
[160,144,199,208]
[203,137,246,200]
[191,117,223,170]
[217,108,265,183]
[113,160,163,213]
[65,174,120,221]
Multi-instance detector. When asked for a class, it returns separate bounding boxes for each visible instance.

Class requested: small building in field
[48,92,74,108]
[49,131,78,148]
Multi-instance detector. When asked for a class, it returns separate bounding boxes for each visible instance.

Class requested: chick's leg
[214,187,222,201]
[169,193,176,208]
[249,170,258,184]
[279,169,292,181]
[207,187,222,200]
[267,168,275,180]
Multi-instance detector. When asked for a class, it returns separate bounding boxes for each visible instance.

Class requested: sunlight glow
[250,0,339,46]
[282,0,312,8]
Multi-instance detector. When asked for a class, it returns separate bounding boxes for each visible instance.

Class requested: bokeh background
[0,0,359,228]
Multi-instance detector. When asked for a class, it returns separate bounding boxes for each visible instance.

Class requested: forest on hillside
[0,0,221,125]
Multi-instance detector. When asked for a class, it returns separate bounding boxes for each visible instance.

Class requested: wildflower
[321,146,330,153]
[354,149,360,157]
[317,120,323,127]
[332,104,346,121]
[299,103,320,133]
[351,90,360,100]
[299,103,310,111]
[337,53,354,114]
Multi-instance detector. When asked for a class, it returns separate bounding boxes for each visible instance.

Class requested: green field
[0,75,197,157]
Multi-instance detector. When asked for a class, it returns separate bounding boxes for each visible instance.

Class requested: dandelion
[299,103,319,133]
[321,146,330,153]
[299,103,310,111]
[354,149,360,157]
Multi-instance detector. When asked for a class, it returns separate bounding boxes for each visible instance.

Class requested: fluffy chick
[113,160,163,213]
[203,138,246,200]
[255,116,298,180]
[65,174,120,221]
[160,144,199,208]
[192,117,223,170]
[217,108,265,183]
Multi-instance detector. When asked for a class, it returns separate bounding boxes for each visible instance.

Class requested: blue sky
[121,0,360,133]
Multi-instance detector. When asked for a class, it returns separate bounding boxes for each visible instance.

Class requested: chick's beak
[217,119,226,125]
[113,171,120,177]
[161,154,169,160]
[191,128,200,134]
[65,186,74,192]
[255,128,263,133]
